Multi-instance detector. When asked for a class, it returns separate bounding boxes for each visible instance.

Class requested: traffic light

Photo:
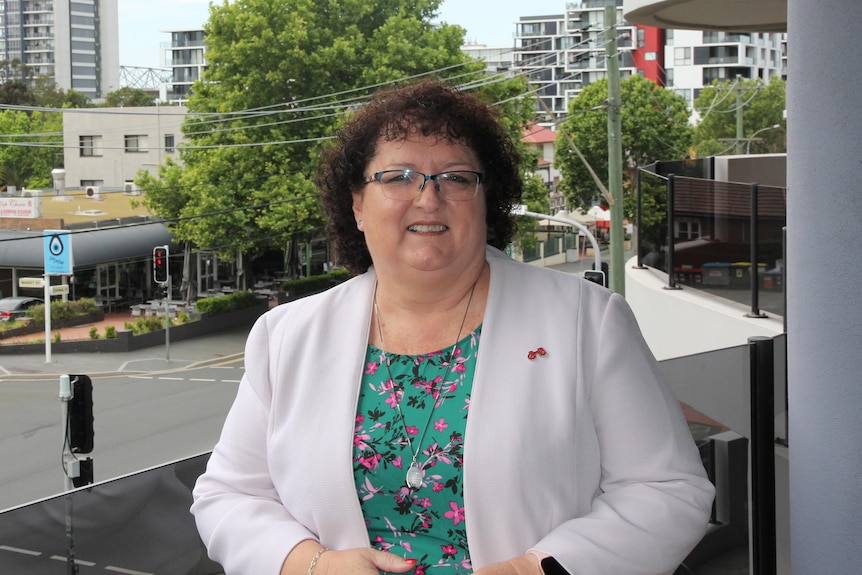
[153,245,169,284]
[69,374,94,454]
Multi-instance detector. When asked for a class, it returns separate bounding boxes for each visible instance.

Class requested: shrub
[28,298,99,323]
[104,325,117,339]
[89,326,100,340]
[280,269,351,298]
[196,290,260,317]
[125,316,166,335]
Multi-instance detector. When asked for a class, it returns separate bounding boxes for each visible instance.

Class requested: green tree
[0,109,62,190]
[692,77,786,156]
[31,76,92,109]
[139,0,534,265]
[555,74,692,222]
[103,87,156,108]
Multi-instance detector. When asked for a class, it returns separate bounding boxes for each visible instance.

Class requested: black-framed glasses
[363,169,483,201]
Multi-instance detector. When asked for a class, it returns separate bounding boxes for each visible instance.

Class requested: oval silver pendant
[406,463,424,489]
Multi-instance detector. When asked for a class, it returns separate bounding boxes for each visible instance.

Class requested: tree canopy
[554,74,692,220]
[138,0,537,262]
[102,87,156,108]
[692,77,786,156]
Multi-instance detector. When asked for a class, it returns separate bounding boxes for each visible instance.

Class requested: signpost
[153,245,171,361]
[43,230,73,363]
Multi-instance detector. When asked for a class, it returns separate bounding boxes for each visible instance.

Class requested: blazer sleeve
[534,290,715,575]
[190,312,315,575]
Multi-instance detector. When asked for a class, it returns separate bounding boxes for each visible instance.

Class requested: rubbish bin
[760,268,783,290]
[701,262,731,286]
[730,262,751,289]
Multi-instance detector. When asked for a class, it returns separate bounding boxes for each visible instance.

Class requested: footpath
[0,313,249,381]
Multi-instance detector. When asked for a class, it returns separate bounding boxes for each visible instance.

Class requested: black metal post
[663,173,680,289]
[748,183,766,317]
[749,335,777,575]
[636,167,644,268]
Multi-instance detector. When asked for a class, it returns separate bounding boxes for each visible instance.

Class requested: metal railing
[635,162,787,322]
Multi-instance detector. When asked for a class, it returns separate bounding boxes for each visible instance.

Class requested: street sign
[44,230,73,275]
[19,277,45,288]
[50,284,70,296]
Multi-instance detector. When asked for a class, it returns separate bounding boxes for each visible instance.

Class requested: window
[676,220,702,241]
[674,47,691,66]
[124,135,149,153]
[164,134,175,153]
[79,135,102,157]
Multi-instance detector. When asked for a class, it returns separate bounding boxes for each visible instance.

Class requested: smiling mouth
[408,224,448,232]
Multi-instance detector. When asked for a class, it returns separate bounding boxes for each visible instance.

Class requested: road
[0,361,243,512]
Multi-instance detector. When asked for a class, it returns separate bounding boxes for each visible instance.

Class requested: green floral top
[353,327,482,574]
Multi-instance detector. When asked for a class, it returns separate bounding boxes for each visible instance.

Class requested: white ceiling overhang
[623,0,787,32]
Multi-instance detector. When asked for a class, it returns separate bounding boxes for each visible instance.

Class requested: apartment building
[160,28,206,103]
[666,29,785,109]
[460,44,514,75]
[511,1,784,117]
[0,0,119,100]
[513,0,639,116]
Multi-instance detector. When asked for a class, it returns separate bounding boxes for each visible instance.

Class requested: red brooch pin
[527,347,547,360]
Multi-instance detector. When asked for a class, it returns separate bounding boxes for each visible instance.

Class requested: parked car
[0,296,43,322]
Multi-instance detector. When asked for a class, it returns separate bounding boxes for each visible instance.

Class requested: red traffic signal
[153,246,169,284]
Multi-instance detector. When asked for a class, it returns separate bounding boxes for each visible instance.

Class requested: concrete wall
[625,256,784,362]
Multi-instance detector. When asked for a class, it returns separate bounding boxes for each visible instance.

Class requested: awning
[0,223,174,270]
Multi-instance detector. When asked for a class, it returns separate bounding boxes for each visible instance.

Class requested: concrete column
[787,1,862,573]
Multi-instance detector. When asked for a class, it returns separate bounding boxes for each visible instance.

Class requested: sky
[118,0,570,69]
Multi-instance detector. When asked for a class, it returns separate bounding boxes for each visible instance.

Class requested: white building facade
[665,29,785,109]
[61,106,187,191]
[160,28,206,103]
[513,1,638,116]
[0,0,119,100]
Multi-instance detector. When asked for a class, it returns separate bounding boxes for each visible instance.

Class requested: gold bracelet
[307,547,329,575]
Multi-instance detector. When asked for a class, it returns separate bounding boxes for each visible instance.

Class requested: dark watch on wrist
[540,556,569,575]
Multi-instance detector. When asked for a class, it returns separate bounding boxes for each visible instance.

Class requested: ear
[352,189,364,230]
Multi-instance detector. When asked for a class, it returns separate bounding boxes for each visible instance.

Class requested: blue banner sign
[44,229,73,275]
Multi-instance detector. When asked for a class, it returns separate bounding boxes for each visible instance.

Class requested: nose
[417,173,440,193]
[415,174,444,208]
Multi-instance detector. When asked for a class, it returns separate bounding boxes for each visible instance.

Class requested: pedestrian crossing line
[50,555,96,566]
[1,544,41,556]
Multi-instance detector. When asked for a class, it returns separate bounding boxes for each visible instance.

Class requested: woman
[191,80,715,575]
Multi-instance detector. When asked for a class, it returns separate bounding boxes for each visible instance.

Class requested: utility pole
[736,76,744,154]
[605,5,625,296]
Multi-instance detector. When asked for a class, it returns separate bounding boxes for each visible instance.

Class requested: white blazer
[192,247,715,575]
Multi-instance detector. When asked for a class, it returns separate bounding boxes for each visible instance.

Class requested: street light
[746,124,782,154]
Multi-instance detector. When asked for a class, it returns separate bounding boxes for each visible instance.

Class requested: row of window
[79,134,176,156]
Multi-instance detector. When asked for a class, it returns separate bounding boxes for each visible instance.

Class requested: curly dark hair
[317,79,523,275]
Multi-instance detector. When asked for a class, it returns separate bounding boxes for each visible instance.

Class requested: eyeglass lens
[374,170,480,200]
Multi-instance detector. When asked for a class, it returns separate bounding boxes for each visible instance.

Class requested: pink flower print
[385,390,403,409]
[415,565,426,575]
[440,544,458,558]
[418,497,432,508]
[365,362,378,375]
[444,501,465,525]
[353,432,370,449]
[392,455,403,469]
[433,418,448,432]
[405,425,419,435]
[432,482,444,492]
[355,413,365,424]
[447,382,458,392]
[453,361,466,374]
[359,453,382,470]
[461,558,472,571]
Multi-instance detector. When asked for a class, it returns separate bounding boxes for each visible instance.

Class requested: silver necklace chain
[373,281,477,490]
